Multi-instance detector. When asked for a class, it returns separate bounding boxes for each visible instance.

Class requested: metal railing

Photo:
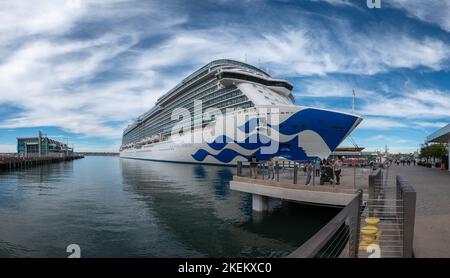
[358,167,416,258]
[396,176,416,258]
[287,166,417,258]
[288,190,363,258]
[237,160,318,185]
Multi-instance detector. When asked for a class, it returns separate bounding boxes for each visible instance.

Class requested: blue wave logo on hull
[191,148,250,163]
[207,134,272,151]
[191,108,359,163]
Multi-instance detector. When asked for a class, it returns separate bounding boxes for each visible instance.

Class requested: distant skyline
[1,0,449,153]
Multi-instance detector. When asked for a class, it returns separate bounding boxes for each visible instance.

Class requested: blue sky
[0,0,449,153]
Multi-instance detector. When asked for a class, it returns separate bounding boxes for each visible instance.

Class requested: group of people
[395,159,416,166]
[249,155,276,180]
[248,155,343,186]
[304,158,342,186]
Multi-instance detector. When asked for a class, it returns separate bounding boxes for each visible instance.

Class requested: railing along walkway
[234,176,356,195]
[358,166,416,258]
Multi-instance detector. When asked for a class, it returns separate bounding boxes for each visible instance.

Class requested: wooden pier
[0,154,84,171]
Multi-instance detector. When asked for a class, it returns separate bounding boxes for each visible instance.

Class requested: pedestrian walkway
[389,165,450,258]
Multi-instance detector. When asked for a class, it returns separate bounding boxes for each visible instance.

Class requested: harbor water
[0,156,339,258]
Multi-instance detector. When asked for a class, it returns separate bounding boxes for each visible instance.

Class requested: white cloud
[309,0,356,7]
[0,1,84,44]
[360,89,450,119]
[253,29,450,75]
[296,78,376,98]
[313,0,450,33]
[0,0,449,146]
[0,33,164,138]
[413,121,448,129]
[387,0,450,32]
[131,26,450,78]
[0,1,185,139]
[357,117,408,130]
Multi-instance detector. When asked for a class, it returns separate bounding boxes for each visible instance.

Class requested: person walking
[413,159,416,166]
[305,160,313,185]
[314,159,321,177]
[333,158,342,185]
[267,158,275,180]
[249,154,258,179]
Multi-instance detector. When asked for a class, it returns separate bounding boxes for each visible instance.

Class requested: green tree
[420,143,447,161]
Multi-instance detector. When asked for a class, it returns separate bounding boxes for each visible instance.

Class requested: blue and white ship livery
[120,59,362,165]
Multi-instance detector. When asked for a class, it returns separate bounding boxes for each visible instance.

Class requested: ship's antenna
[352,88,356,113]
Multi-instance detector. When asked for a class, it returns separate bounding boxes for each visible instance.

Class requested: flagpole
[352,88,356,113]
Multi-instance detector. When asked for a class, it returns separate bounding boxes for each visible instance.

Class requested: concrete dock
[389,165,450,258]
[232,176,357,208]
[231,162,418,258]
[231,162,373,210]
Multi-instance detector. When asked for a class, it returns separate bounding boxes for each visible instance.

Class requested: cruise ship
[120,59,362,165]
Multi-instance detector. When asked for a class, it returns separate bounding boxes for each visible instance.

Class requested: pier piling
[0,154,84,172]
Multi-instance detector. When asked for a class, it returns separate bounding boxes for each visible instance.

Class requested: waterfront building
[17,131,73,157]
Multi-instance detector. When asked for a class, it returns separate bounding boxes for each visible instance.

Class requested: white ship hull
[120,106,361,166]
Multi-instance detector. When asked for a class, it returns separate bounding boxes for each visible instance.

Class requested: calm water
[0,156,338,258]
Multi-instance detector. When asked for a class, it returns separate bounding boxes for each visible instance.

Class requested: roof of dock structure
[427,124,450,143]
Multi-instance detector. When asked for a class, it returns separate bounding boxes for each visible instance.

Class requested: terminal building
[426,124,450,171]
[17,131,73,157]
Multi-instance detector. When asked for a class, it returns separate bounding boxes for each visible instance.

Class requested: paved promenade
[389,165,450,258]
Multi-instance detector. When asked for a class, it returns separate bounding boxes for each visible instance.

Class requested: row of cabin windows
[123,106,297,145]
[145,89,243,133]
[151,94,249,136]
[124,100,255,144]
[167,89,243,124]
[158,101,254,137]
[141,79,218,128]
[139,81,235,134]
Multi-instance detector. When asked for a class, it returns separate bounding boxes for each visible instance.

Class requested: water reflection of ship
[119,158,316,257]
[121,160,302,257]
